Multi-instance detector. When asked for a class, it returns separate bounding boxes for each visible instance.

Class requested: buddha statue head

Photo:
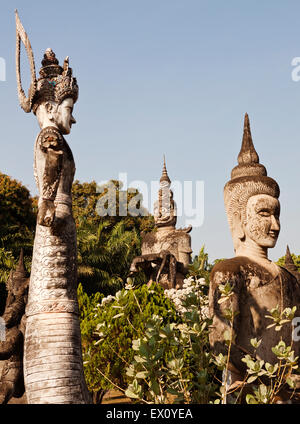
[153,157,177,229]
[15,11,78,134]
[224,114,280,258]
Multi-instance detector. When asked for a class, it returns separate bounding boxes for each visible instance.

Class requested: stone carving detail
[284,245,300,283]
[130,158,192,289]
[15,11,90,404]
[0,251,29,404]
[208,114,300,402]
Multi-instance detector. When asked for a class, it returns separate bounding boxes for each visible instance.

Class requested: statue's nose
[270,215,280,231]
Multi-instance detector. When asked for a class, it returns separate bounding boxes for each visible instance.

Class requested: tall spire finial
[230,113,267,179]
[238,113,259,166]
[284,245,298,273]
[160,154,171,184]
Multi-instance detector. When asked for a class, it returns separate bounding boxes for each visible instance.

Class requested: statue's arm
[37,130,63,227]
[0,328,22,360]
[1,300,25,330]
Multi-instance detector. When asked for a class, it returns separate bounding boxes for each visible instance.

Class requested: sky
[1,0,300,263]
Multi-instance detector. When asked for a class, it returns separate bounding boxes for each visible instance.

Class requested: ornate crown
[31,48,78,113]
[15,11,78,114]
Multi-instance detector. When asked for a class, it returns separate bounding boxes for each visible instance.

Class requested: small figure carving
[0,250,29,404]
[208,114,300,401]
[130,158,192,289]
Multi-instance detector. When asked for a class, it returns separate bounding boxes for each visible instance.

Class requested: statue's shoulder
[37,126,63,152]
[211,256,255,280]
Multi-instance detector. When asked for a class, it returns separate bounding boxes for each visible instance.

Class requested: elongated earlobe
[233,211,245,240]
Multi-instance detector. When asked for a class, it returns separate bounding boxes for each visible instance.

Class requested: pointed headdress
[224,114,280,234]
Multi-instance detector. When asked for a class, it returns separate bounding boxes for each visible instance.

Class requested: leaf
[136,371,149,379]
[134,355,147,363]
[246,394,259,404]
[250,338,261,349]
[112,313,124,319]
[150,379,160,396]
[286,377,296,389]
[247,375,258,384]
[125,389,140,399]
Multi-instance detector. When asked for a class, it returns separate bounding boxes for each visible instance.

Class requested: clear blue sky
[1,0,300,262]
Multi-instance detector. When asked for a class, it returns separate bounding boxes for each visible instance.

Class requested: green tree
[74,180,154,295]
[72,179,154,234]
[77,219,142,295]
[0,172,35,257]
[0,172,36,312]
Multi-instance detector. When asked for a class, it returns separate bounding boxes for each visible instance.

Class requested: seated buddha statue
[130,158,192,289]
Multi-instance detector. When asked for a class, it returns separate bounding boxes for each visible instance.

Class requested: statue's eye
[258,210,270,217]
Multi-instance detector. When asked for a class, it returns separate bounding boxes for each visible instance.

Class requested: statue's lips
[267,231,279,239]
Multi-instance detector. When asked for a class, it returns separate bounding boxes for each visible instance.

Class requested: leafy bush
[79,282,179,401]
[125,277,219,404]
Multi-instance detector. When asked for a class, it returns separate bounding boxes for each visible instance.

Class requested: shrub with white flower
[164,276,209,318]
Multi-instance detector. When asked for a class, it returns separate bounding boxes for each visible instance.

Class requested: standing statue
[15,11,90,403]
[0,250,28,404]
[208,114,300,398]
[130,158,192,289]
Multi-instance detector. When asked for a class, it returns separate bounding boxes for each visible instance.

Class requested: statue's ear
[232,211,245,240]
[45,101,55,120]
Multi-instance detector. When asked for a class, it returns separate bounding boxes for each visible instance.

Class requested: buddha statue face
[242,194,280,249]
[36,97,76,134]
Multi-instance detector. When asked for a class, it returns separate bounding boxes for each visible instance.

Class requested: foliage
[73,180,154,295]
[0,172,36,313]
[72,179,154,233]
[77,219,143,295]
[188,246,213,283]
[125,277,219,403]
[79,282,179,402]
[0,172,36,231]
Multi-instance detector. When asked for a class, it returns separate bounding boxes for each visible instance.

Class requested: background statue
[0,250,28,404]
[130,158,192,289]
[208,114,300,400]
[284,245,300,284]
[16,11,90,403]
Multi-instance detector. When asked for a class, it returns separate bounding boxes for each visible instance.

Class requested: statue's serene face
[36,97,76,134]
[53,98,76,135]
[243,194,280,248]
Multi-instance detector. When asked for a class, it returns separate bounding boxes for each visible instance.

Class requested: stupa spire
[284,245,298,273]
[238,113,260,165]
[160,154,171,184]
[230,113,267,179]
